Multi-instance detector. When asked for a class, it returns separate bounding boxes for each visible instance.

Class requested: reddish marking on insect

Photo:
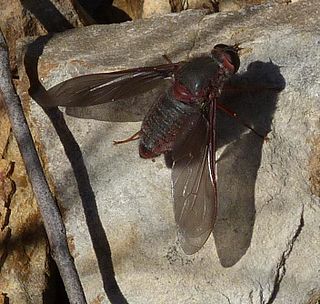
[172,81,208,103]
[139,144,157,159]
[172,81,192,102]
[221,53,235,74]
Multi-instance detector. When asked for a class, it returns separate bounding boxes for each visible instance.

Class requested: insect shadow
[214,60,285,267]
[24,35,129,304]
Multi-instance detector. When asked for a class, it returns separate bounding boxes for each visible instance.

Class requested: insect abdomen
[139,90,198,158]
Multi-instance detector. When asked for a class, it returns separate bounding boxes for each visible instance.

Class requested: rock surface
[219,0,271,11]
[21,1,319,303]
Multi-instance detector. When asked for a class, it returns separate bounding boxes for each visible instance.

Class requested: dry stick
[0,32,87,304]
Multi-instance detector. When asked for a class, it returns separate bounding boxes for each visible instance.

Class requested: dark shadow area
[0,228,11,272]
[44,256,69,304]
[213,61,285,267]
[2,222,67,303]
[25,36,129,304]
[0,221,45,271]
[1,293,9,304]
[20,0,74,32]
[20,0,131,33]
[77,0,132,23]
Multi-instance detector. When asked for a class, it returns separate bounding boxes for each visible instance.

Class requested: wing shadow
[213,60,286,267]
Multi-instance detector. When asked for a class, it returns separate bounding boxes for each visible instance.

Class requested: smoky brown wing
[43,63,181,108]
[171,114,217,255]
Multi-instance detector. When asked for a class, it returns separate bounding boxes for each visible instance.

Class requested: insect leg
[113,130,141,145]
[216,102,269,140]
[162,54,173,64]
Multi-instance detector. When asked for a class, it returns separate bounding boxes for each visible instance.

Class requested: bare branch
[0,31,87,304]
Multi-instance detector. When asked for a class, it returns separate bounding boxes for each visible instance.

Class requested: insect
[44,44,244,254]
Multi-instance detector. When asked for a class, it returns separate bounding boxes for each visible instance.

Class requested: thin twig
[0,31,87,304]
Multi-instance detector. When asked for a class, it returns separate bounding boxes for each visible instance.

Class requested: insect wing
[45,63,181,108]
[171,113,217,254]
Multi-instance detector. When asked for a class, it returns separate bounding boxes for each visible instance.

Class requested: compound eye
[226,50,240,73]
[213,43,230,50]
[213,44,240,73]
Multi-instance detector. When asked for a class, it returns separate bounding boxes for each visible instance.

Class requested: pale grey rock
[218,0,268,12]
[21,1,320,303]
